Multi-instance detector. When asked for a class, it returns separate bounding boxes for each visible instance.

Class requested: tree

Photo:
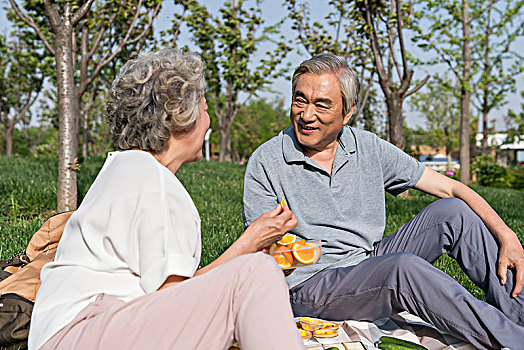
[472,1,524,154]
[0,29,47,156]
[9,0,96,211]
[413,0,473,183]
[285,0,375,125]
[230,98,289,163]
[168,0,290,162]
[356,86,386,137]
[74,0,161,158]
[356,0,429,150]
[8,0,161,210]
[412,0,522,184]
[409,75,460,168]
[78,79,113,157]
[505,90,524,144]
[31,87,61,157]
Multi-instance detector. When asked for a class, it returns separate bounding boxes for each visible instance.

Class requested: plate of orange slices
[268,234,322,270]
[295,317,348,344]
[267,198,322,270]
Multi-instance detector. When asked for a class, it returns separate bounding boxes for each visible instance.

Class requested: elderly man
[242,54,524,349]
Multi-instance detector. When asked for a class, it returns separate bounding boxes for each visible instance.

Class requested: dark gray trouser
[289,198,524,350]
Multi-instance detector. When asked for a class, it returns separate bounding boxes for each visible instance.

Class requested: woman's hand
[193,205,297,277]
[239,204,298,254]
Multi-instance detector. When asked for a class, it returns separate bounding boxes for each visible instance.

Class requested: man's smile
[298,123,318,134]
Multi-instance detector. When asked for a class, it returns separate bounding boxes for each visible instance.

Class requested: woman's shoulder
[94,150,182,196]
[105,151,168,178]
[106,150,158,169]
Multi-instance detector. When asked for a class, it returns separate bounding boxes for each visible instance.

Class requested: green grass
[1,156,523,301]
[0,157,247,268]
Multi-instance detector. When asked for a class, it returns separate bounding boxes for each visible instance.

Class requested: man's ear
[342,103,357,125]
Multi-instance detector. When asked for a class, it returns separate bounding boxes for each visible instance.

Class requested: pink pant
[42,253,304,349]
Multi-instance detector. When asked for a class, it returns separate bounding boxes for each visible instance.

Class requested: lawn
[1,156,523,301]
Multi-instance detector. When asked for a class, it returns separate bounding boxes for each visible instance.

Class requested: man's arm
[242,151,279,229]
[413,166,524,297]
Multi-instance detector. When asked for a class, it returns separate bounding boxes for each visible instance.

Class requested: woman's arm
[159,204,297,290]
[413,166,524,297]
[195,203,297,276]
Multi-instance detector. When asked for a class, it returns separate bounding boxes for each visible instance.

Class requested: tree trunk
[82,109,89,158]
[481,7,491,155]
[80,84,97,158]
[445,128,451,169]
[55,26,78,211]
[385,93,405,149]
[218,126,232,162]
[459,0,471,185]
[361,0,426,151]
[481,104,489,154]
[5,125,14,156]
[217,82,237,162]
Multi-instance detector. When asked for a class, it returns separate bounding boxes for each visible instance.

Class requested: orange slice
[277,233,296,246]
[313,328,339,338]
[298,317,323,324]
[292,241,320,265]
[298,317,324,331]
[321,322,339,330]
[268,243,279,255]
[271,252,292,269]
[269,243,293,264]
[298,329,311,339]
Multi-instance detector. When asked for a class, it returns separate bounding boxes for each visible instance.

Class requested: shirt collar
[282,126,356,164]
[282,126,306,163]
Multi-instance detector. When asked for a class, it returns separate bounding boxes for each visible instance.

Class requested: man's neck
[304,141,339,175]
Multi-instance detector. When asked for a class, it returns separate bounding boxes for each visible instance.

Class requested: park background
[1,0,523,299]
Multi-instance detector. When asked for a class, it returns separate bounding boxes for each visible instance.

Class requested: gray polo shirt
[243,126,425,288]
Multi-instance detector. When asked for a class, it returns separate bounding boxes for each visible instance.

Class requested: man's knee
[384,252,433,280]
[430,198,478,222]
[431,197,467,213]
[423,198,487,240]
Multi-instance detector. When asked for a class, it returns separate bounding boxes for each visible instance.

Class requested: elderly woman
[28,49,304,349]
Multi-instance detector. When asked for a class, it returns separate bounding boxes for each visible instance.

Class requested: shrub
[509,167,524,190]
[442,167,459,181]
[472,155,513,188]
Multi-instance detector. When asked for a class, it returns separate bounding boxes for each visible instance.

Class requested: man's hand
[497,236,524,298]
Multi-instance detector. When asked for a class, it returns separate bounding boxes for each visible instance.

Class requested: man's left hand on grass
[497,235,524,297]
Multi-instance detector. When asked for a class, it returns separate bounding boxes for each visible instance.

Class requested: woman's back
[29,150,201,349]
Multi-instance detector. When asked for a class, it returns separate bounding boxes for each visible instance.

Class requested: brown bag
[0,294,33,350]
[0,211,74,349]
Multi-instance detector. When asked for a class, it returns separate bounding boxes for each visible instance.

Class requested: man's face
[290,73,352,154]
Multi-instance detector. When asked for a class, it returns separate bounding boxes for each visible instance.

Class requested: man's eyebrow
[293,91,334,106]
[313,97,333,106]
[293,90,307,100]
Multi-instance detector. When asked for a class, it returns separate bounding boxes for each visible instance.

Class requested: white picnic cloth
[303,312,476,350]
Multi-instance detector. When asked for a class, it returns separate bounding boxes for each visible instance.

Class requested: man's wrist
[498,230,522,247]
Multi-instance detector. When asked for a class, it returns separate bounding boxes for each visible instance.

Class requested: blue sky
[1,0,523,130]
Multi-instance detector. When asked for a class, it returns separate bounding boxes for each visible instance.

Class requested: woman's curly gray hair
[106,48,206,152]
